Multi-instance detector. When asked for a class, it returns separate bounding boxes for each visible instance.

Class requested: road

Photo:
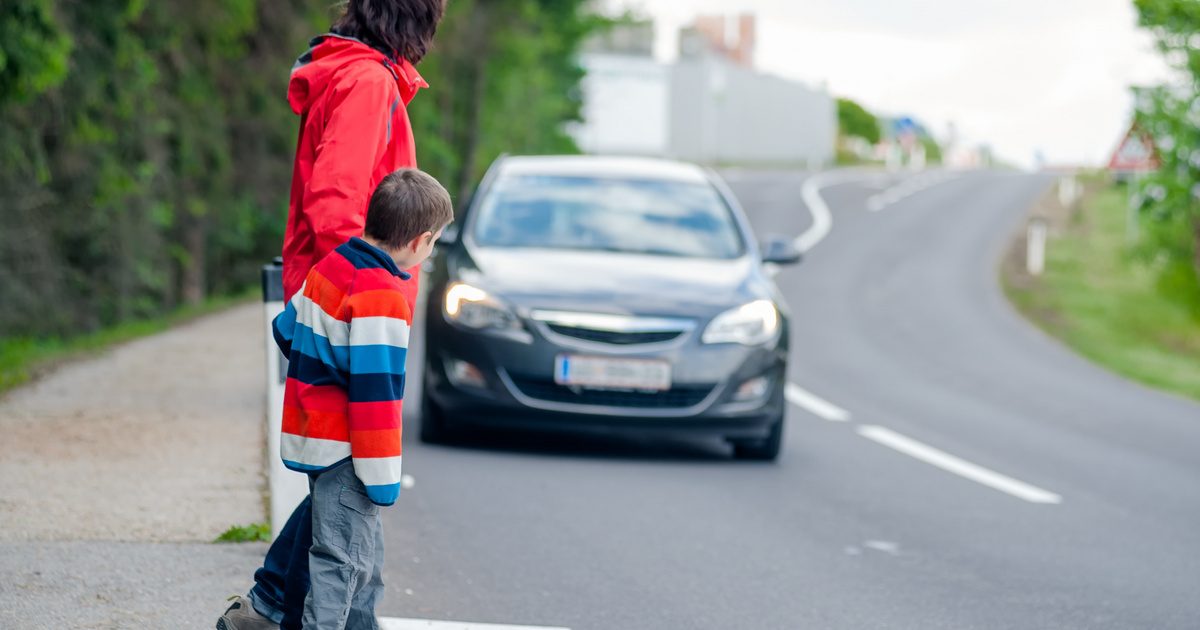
[380,169,1200,630]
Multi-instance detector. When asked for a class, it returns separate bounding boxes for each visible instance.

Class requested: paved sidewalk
[0,541,267,629]
[0,303,269,627]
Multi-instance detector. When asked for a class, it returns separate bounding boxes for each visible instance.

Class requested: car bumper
[423,317,787,439]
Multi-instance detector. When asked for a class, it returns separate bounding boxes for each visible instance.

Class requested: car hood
[451,246,763,317]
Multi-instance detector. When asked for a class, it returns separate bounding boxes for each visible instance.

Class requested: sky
[608,0,1174,168]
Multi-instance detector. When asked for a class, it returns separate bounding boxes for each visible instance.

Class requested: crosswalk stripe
[379,617,570,630]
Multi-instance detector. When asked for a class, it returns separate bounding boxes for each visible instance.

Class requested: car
[418,155,801,460]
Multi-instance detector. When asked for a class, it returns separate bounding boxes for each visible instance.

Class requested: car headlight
[443,282,521,331]
[701,300,779,345]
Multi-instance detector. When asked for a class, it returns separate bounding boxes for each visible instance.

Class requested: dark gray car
[419,156,800,459]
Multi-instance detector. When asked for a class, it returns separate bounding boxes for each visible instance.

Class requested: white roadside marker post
[1058,174,1080,208]
[1027,218,1047,276]
[263,258,310,539]
[1126,173,1142,246]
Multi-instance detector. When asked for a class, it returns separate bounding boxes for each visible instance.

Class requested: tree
[836,97,880,145]
[0,0,71,105]
[920,136,942,165]
[1132,0,1200,307]
[0,0,603,338]
[409,0,604,205]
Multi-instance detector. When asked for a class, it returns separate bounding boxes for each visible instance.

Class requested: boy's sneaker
[216,595,278,630]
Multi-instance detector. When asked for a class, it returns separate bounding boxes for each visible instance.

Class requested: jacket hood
[287,33,428,115]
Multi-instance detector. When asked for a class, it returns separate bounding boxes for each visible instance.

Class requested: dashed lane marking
[785,383,852,422]
[867,170,960,212]
[856,425,1063,504]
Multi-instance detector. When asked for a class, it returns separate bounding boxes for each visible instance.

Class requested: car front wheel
[419,382,451,444]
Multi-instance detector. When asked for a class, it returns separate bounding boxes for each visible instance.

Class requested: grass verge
[1003,184,1200,402]
[0,291,255,395]
[215,522,271,543]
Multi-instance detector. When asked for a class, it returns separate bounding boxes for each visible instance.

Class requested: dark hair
[332,0,446,63]
[365,169,453,250]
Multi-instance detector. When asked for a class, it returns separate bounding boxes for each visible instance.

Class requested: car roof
[496,155,711,184]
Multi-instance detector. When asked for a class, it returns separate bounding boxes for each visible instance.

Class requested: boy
[221,168,452,630]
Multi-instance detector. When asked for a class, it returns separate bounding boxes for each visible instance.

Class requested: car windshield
[471,174,745,259]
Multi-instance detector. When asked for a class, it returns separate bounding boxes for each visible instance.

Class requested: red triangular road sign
[1108,124,1159,173]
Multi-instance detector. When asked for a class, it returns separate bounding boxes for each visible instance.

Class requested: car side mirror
[761,236,802,265]
[438,224,460,247]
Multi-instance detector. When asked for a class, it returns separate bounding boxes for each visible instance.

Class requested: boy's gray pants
[302,460,385,630]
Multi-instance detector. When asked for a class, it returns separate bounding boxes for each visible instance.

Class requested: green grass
[1004,186,1200,402]
[215,522,271,543]
[0,290,255,395]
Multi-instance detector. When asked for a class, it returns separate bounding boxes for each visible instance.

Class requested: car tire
[419,385,451,444]
[732,413,784,461]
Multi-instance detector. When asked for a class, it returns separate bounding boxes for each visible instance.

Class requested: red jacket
[283,33,428,303]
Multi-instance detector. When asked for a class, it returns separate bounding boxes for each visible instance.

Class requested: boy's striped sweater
[272,237,411,506]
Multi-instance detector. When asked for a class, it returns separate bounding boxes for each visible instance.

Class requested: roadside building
[569,15,835,166]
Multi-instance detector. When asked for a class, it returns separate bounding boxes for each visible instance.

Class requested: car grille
[545,324,682,345]
[508,375,713,409]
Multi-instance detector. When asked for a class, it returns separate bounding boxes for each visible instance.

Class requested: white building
[667,57,834,166]
[569,16,836,166]
[570,53,671,156]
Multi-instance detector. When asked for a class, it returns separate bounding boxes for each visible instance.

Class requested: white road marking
[856,425,1063,504]
[859,176,893,190]
[867,170,960,212]
[401,474,416,489]
[796,170,870,252]
[863,540,901,555]
[380,618,570,630]
[784,383,852,422]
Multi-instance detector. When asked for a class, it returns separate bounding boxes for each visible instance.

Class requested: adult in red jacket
[218,3,445,630]
[282,24,429,307]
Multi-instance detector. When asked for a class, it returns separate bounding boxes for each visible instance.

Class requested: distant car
[419,155,800,459]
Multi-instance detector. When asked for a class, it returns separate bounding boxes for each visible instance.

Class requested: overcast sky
[609,0,1173,168]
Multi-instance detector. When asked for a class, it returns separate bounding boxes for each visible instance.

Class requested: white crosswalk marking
[379,618,570,630]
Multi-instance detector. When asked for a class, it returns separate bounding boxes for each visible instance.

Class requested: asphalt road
[381,169,1200,629]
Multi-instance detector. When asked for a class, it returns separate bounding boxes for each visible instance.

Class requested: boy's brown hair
[364,168,453,250]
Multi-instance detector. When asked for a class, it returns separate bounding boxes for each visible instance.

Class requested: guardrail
[262,258,308,539]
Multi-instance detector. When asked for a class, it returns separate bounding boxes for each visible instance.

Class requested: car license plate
[554,355,671,391]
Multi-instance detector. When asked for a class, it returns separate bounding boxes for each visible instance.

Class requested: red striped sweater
[271,237,411,505]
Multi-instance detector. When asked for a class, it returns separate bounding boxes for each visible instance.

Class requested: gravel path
[0,303,269,628]
[0,303,266,542]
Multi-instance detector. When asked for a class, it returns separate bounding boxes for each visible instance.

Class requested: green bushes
[0,0,600,340]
